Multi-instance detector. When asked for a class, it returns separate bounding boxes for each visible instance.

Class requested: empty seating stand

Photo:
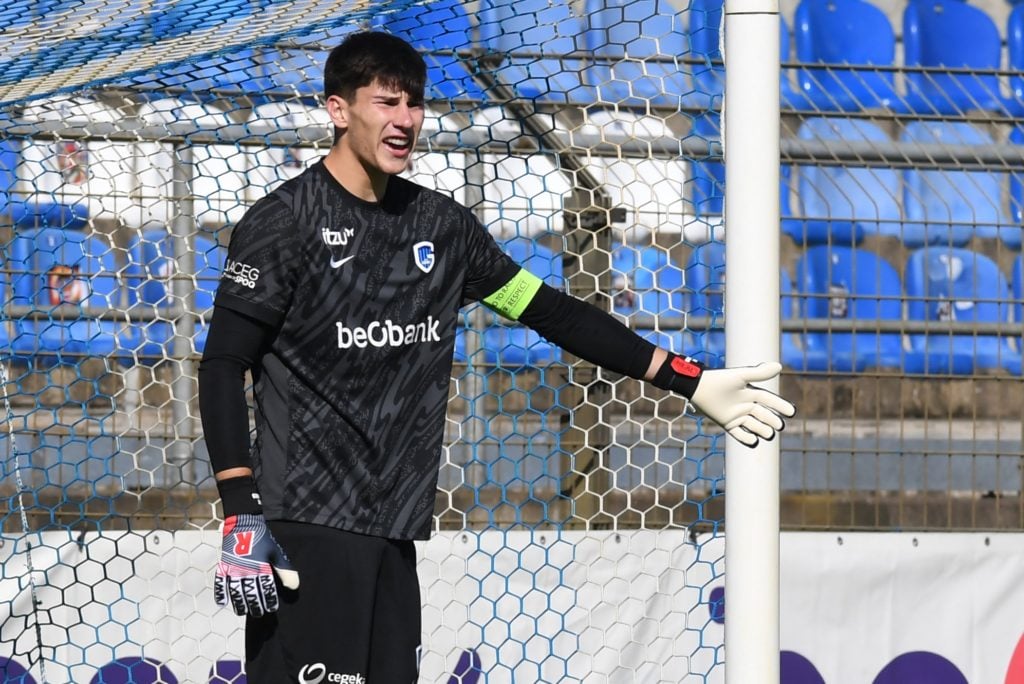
[794,0,902,112]
[682,241,725,367]
[612,243,686,354]
[584,0,692,111]
[901,120,1011,247]
[903,247,1020,375]
[795,118,901,245]
[127,230,224,362]
[8,228,138,365]
[689,0,811,111]
[376,0,485,102]
[478,0,592,105]
[795,245,904,372]
[903,0,1006,114]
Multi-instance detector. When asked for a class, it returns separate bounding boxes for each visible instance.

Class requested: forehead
[355,79,420,100]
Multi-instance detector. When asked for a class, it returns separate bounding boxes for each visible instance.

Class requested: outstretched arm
[489,272,796,447]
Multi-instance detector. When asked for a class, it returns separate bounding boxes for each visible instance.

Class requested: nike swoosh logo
[330,255,355,269]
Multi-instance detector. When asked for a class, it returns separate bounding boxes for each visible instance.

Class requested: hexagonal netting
[14,0,996,681]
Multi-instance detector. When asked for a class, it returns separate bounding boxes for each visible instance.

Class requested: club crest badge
[413,241,435,274]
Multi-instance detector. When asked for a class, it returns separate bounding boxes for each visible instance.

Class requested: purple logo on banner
[0,657,34,684]
[89,657,179,684]
[781,651,826,684]
[873,652,968,684]
[447,649,482,684]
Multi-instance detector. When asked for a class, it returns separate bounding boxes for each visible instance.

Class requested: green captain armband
[483,269,544,321]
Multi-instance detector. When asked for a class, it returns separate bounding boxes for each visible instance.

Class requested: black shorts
[245,521,421,684]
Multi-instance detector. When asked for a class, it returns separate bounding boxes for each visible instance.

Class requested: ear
[326,94,349,132]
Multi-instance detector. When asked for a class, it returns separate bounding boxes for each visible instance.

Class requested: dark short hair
[324,31,427,102]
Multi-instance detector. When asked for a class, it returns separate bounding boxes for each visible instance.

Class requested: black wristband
[650,353,706,400]
[217,475,264,517]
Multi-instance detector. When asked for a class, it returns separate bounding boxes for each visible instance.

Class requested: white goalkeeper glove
[651,354,796,447]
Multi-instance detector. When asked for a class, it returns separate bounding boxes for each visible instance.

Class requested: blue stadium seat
[0,260,10,355]
[127,230,224,360]
[901,121,1011,247]
[150,0,265,41]
[9,202,89,231]
[612,243,684,314]
[131,1,272,101]
[795,118,901,244]
[1007,5,1024,113]
[689,0,810,111]
[253,48,328,103]
[584,0,693,109]
[1012,255,1024,348]
[691,114,802,237]
[779,15,814,111]
[690,114,725,218]
[794,0,902,112]
[0,0,83,29]
[682,243,804,369]
[610,243,687,355]
[375,0,485,102]
[683,241,725,367]
[688,0,725,111]
[482,238,563,366]
[904,247,1019,375]
[795,246,904,372]
[779,268,805,369]
[8,229,138,364]
[132,49,264,102]
[0,128,18,216]
[1007,126,1024,249]
[903,0,1005,114]
[478,0,593,104]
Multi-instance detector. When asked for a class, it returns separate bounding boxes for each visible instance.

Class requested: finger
[258,572,279,614]
[273,565,300,591]
[213,574,228,607]
[749,403,785,432]
[748,387,796,418]
[241,576,266,618]
[228,577,248,616]
[738,361,783,384]
[738,414,775,441]
[727,424,758,447]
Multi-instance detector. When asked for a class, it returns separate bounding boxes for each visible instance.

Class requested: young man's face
[331,80,425,177]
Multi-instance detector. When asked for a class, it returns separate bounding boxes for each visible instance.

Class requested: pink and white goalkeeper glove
[215,512,300,617]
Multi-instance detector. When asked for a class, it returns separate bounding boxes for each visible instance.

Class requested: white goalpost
[723,0,783,681]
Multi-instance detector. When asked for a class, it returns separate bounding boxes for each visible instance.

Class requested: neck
[323,146,389,202]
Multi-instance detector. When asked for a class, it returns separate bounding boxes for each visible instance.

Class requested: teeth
[385,138,409,148]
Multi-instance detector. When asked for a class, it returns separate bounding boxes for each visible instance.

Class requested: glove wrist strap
[217,475,263,517]
[651,353,705,400]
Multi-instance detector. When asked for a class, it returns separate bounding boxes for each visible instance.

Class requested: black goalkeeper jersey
[214,160,519,540]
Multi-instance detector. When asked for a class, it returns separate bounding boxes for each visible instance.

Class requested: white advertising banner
[780,532,1024,684]
[0,530,1021,683]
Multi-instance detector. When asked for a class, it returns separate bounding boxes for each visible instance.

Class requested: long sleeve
[197,305,279,474]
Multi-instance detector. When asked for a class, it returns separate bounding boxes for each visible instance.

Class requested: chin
[380,158,412,176]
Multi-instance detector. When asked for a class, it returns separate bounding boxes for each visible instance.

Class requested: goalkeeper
[198,30,795,684]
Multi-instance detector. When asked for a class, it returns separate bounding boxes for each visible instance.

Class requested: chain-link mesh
[1,0,1022,681]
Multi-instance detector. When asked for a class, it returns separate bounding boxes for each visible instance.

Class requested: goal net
[0,0,731,681]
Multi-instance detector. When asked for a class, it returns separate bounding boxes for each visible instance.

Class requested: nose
[393,102,414,129]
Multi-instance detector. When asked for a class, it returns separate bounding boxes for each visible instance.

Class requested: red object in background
[47,265,86,305]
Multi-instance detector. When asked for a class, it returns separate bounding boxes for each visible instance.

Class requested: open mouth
[384,137,412,156]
